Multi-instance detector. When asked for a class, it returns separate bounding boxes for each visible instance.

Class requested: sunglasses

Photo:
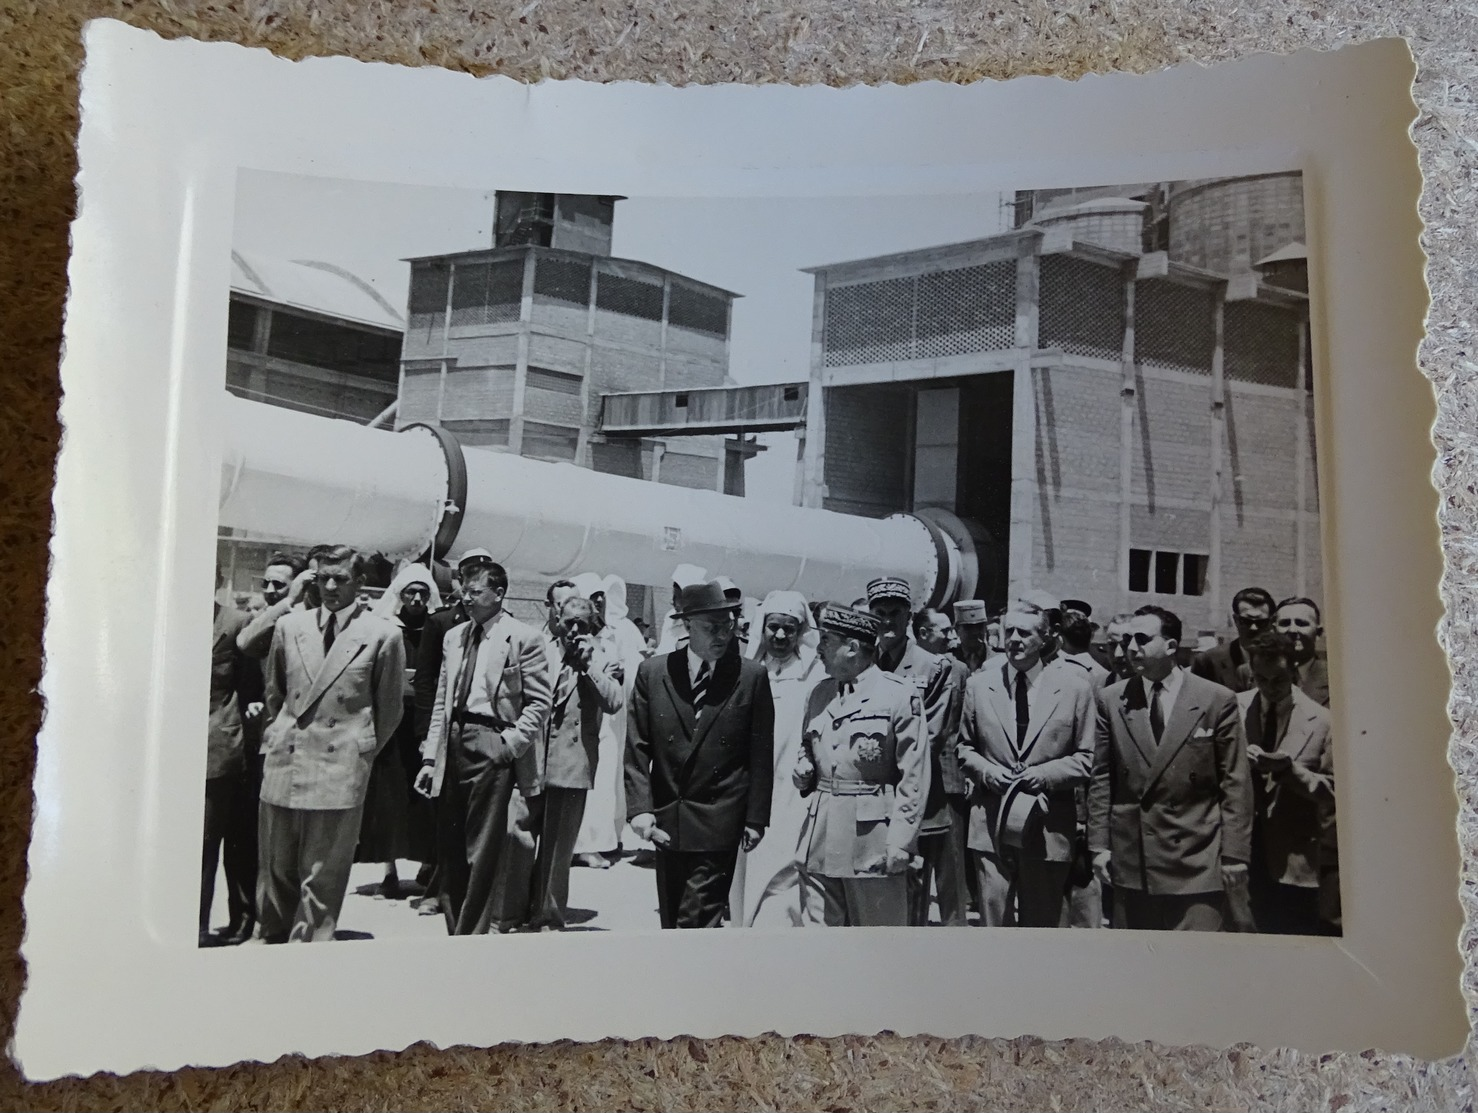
[261,578,290,590]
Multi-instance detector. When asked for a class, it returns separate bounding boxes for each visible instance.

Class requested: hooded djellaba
[729,590,826,927]
[356,563,443,896]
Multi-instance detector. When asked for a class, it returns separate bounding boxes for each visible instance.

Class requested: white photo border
[16,21,1459,1079]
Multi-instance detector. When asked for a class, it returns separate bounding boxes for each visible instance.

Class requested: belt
[815,775,889,796]
[453,710,510,730]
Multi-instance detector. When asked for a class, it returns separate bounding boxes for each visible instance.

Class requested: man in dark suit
[868,577,965,927]
[958,599,1095,927]
[416,551,553,935]
[1191,586,1276,694]
[526,595,624,931]
[1088,605,1253,931]
[1236,630,1334,935]
[626,579,774,929]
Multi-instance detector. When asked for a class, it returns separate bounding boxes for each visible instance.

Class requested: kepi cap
[455,547,497,573]
[953,599,987,625]
[816,602,883,645]
[866,576,912,606]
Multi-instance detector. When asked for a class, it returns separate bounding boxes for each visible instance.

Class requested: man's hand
[609,662,626,686]
[884,846,912,875]
[1221,859,1250,892]
[740,826,764,852]
[287,568,314,605]
[413,762,436,798]
[631,811,670,847]
[565,635,595,672]
[1252,749,1294,777]
[979,763,1014,794]
[792,755,816,791]
[1091,849,1113,887]
[244,701,264,723]
[1014,766,1049,794]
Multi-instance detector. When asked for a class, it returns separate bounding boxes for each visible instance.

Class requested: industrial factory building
[799,174,1316,633]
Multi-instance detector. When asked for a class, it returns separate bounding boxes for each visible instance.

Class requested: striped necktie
[692,661,712,711]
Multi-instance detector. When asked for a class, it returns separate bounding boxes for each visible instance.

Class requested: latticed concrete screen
[532,255,592,308]
[407,263,450,335]
[823,261,1016,367]
[596,271,665,321]
[668,282,729,338]
[1134,278,1216,373]
[451,259,523,327]
[1225,301,1302,388]
[1039,255,1124,360]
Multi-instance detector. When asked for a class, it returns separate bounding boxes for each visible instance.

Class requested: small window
[1128,549,1151,593]
[1129,547,1210,597]
[783,385,801,402]
[526,366,582,395]
[674,393,689,408]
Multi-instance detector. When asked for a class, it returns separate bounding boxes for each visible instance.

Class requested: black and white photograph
[22,24,1458,1078]
[208,169,1337,943]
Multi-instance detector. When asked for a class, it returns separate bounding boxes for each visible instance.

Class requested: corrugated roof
[230,251,405,331]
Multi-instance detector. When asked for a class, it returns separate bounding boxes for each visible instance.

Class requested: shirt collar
[318,600,362,631]
[1006,657,1045,686]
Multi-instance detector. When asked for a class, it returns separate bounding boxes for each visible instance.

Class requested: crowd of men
[204,543,1338,941]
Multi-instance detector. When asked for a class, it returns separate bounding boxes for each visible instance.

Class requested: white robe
[728,646,824,926]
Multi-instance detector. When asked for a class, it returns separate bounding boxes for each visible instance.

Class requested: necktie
[1262,697,1280,751]
[1014,669,1030,749]
[322,612,337,655]
[1150,680,1165,743]
[692,661,711,711]
[452,622,485,718]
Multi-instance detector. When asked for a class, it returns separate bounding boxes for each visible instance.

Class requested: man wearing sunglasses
[236,551,314,659]
[1087,605,1252,931]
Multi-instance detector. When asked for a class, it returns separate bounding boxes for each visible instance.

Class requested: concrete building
[800,173,1317,634]
[220,251,406,595]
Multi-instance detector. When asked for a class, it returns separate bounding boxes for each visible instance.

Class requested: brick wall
[442,366,517,418]
[658,449,719,491]
[1168,174,1305,275]
[1130,371,1211,506]
[1224,385,1300,512]
[528,332,589,375]
[524,385,584,426]
[444,333,520,368]
[1036,364,1121,497]
[398,367,441,423]
[664,351,727,388]
[1033,494,1121,612]
[590,343,663,394]
[822,383,910,517]
[529,299,589,337]
[593,308,663,350]
[1222,512,1298,607]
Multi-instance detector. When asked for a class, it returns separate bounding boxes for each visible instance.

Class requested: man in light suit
[793,604,928,927]
[256,545,405,943]
[1088,605,1253,931]
[416,550,552,935]
[867,577,965,927]
[526,596,624,931]
[626,579,774,929]
[958,599,1096,927]
[1237,630,1335,935]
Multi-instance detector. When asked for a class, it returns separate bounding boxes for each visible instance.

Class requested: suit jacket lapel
[1117,679,1157,772]
[664,650,698,742]
[1019,678,1065,762]
[1144,677,1206,788]
[988,662,1019,763]
[297,607,370,715]
[1280,694,1321,762]
[478,620,513,707]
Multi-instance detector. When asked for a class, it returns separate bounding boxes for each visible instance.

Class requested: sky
[233,170,1009,503]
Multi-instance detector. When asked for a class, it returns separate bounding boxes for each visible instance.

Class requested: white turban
[747,590,817,661]
[372,562,442,621]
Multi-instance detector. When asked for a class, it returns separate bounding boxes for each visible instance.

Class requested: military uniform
[794,665,929,926]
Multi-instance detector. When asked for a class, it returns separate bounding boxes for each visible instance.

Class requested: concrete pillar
[1118,265,1137,614]
[1008,245,1040,599]
[1208,284,1227,621]
[510,249,536,454]
[801,273,828,508]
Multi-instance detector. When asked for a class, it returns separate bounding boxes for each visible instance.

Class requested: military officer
[793,603,929,927]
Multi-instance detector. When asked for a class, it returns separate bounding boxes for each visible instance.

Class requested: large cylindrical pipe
[218,395,964,605]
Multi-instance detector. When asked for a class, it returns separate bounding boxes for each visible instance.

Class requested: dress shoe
[217,918,255,946]
[574,853,611,870]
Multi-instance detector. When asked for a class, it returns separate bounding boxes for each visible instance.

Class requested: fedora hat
[995,778,1047,851]
[673,580,739,619]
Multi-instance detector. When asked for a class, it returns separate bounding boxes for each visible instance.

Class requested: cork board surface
[1,2,1475,1109]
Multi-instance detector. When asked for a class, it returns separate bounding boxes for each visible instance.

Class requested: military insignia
[852,731,886,764]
